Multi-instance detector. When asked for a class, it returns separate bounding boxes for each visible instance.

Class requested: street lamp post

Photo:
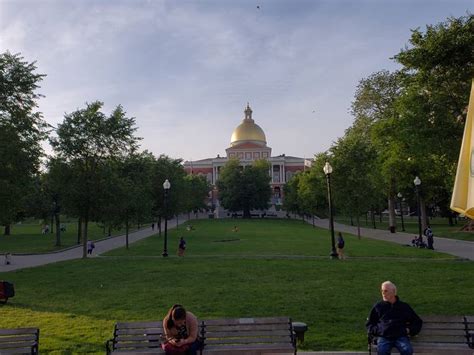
[323,162,338,259]
[397,192,405,232]
[413,176,422,242]
[162,179,171,257]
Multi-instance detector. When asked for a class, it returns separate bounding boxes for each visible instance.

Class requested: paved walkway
[0,213,198,272]
[312,219,474,261]
[1,216,472,273]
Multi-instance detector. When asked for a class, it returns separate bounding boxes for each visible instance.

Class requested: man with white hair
[366,281,423,355]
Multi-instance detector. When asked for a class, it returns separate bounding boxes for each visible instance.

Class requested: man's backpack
[0,281,15,304]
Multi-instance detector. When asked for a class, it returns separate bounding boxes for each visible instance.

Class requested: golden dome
[230,104,267,146]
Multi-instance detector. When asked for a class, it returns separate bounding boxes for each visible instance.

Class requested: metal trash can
[292,321,308,343]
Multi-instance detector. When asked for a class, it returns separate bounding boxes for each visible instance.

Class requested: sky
[0,0,472,162]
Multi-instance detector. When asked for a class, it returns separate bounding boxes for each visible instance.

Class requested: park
[1,2,474,354]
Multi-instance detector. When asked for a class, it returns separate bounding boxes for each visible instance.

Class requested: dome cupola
[230,103,267,147]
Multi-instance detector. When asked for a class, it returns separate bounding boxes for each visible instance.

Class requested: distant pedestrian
[424,226,434,250]
[4,253,11,265]
[232,226,239,232]
[336,232,345,259]
[177,237,186,257]
[87,240,95,255]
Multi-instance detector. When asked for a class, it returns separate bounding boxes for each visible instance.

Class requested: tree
[50,101,140,257]
[0,52,46,234]
[217,159,272,218]
[151,155,187,233]
[183,174,210,220]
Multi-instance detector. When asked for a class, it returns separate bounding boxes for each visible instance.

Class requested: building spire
[244,103,253,121]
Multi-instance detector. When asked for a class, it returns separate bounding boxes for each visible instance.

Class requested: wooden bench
[105,321,164,354]
[369,315,472,354]
[466,315,474,349]
[201,317,296,354]
[0,328,39,354]
[107,317,296,354]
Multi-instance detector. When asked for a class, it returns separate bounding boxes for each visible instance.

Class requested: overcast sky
[1,0,471,161]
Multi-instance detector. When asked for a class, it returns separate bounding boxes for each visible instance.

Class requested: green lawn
[0,219,472,354]
[335,215,474,241]
[0,221,146,253]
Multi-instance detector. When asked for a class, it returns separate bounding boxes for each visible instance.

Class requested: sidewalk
[312,219,474,261]
[0,213,199,272]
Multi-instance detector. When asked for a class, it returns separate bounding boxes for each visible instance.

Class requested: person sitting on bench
[162,304,202,354]
[366,281,422,355]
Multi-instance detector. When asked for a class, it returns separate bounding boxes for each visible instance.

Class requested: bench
[0,328,39,354]
[201,317,295,354]
[368,315,472,354]
[107,317,296,354]
[105,321,164,354]
[466,315,474,349]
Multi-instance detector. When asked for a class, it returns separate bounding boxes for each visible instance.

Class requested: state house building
[183,104,312,208]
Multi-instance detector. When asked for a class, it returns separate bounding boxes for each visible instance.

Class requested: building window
[253,152,261,159]
[245,152,252,160]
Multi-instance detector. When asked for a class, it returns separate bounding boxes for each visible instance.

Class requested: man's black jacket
[366,296,423,340]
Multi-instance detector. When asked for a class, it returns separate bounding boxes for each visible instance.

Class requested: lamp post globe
[413,176,422,242]
[162,179,171,257]
[323,162,338,259]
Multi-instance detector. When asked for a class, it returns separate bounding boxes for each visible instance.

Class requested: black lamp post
[414,176,422,241]
[162,179,171,257]
[397,192,405,232]
[323,162,338,259]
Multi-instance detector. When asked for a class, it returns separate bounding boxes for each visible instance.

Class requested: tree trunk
[51,215,54,234]
[82,218,88,259]
[365,212,368,226]
[356,214,361,239]
[4,224,11,235]
[243,208,251,219]
[55,213,61,247]
[176,215,179,228]
[77,218,82,244]
[108,226,112,237]
[125,218,129,249]
[372,207,376,229]
[420,197,428,231]
[388,196,396,233]
[158,216,162,237]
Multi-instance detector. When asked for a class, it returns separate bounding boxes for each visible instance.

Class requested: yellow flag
[450,79,474,219]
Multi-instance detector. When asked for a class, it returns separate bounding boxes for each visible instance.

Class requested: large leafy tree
[0,52,46,234]
[393,14,474,222]
[218,159,272,218]
[50,101,140,257]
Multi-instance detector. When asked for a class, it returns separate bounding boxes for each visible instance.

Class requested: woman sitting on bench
[162,304,202,354]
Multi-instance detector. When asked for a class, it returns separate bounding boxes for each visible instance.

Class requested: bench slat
[205,324,289,332]
[0,335,38,343]
[205,337,292,345]
[205,330,291,338]
[116,329,163,336]
[203,317,290,326]
[114,341,161,349]
[115,322,163,329]
[0,328,38,336]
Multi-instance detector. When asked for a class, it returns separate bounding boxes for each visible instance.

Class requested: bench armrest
[105,338,114,354]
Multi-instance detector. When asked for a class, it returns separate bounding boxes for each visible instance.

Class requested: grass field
[0,221,145,254]
[0,219,473,354]
[335,215,474,241]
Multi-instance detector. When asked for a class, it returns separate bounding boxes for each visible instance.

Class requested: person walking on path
[87,240,95,255]
[336,232,346,259]
[424,225,434,250]
[366,281,422,355]
[177,237,186,257]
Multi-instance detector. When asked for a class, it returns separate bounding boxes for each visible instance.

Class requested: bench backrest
[202,317,295,354]
[0,328,39,354]
[107,321,164,354]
